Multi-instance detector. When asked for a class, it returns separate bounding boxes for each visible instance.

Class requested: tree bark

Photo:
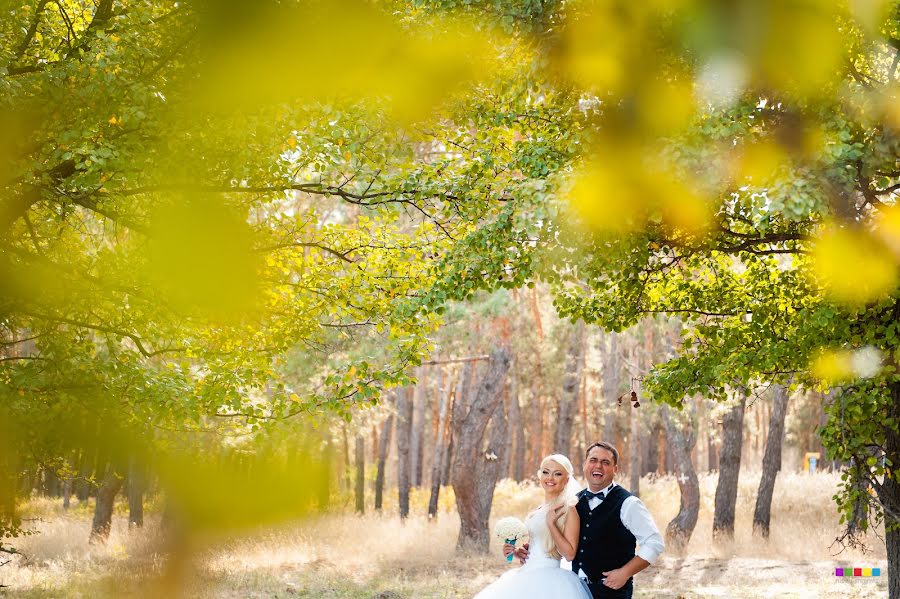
[753,384,789,537]
[662,404,699,554]
[127,456,144,528]
[90,467,124,543]
[428,367,452,518]
[629,400,641,497]
[602,332,621,442]
[450,348,512,552]
[509,367,526,481]
[410,366,428,488]
[340,424,350,495]
[643,420,659,476]
[75,448,93,501]
[555,322,586,458]
[375,410,394,512]
[396,386,414,519]
[355,434,365,514]
[713,395,746,540]
[880,380,900,599]
[707,424,719,472]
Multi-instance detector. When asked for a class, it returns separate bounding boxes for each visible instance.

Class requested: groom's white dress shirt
[570,482,664,579]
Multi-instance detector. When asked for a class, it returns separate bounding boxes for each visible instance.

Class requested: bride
[474,454,592,599]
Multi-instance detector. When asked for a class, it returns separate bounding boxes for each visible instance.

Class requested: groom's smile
[583,445,618,492]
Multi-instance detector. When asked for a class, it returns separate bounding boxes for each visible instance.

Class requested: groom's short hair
[585,441,619,465]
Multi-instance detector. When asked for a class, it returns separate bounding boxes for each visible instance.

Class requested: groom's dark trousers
[572,486,637,599]
[586,581,632,599]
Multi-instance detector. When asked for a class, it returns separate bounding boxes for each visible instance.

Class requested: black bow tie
[583,490,605,501]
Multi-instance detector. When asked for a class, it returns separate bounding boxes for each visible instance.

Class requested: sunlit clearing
[810,227,897,305]
[146,196,260,320]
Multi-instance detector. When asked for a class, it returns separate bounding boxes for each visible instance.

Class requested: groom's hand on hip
[601,568,627,590]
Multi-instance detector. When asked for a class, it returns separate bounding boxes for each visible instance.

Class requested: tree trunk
[75,448,93,501]
[90,467,124,543]
[428,367,452,518]
[442,433,454,486]
[629,400,641,497]
[319,433,334,509]
[450,348,512,552]
[396,386,414,519]
[881,379,900,599]
[602,332,621,442]
[662,404,699,554]
[510,367,526,481]
[477,388,509,524]
[579,356,590,459]
[707,426,719,472]
[753,384,789,537]
[62,477,73,510]
[410,367,428,488]
[713,395,746,540]
[643,420,659,476]
[529,392,544,476]
[355,434,365,514]
[340,424,350,494]
[0,439,19,547]
[555,322,586,458]
[375,411,394,512]
[127,457,144,528]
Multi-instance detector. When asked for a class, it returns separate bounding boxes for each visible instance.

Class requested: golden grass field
[1,471,888,598]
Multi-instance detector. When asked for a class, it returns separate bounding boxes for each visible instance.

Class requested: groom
[571,441,664,599]
[508,441,664,598]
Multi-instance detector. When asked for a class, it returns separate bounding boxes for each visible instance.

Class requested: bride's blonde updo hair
[537,453,580,560]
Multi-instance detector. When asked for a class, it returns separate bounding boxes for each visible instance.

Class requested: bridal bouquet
[493,517,528,562]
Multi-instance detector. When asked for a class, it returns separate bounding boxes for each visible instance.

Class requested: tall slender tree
[753,384,790,537]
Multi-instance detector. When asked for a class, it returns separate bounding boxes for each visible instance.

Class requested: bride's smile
[539,462,568,495]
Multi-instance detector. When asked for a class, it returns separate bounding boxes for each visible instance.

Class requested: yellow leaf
[568,158,645,233]
[876,204,900,258]
[810,227,897,305]
[810,348,854,383]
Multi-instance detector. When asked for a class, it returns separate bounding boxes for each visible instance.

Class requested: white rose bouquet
[493,516,528,562]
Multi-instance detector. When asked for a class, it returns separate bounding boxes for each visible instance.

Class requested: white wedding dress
[474,504,593,599]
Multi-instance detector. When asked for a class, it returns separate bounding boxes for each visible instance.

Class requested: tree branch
[9,0,51,66]
[255,241,356,262]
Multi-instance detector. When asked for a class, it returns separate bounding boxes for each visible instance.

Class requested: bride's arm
[546,506,580,562]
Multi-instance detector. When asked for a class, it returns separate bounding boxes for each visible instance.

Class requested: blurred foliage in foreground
[3,0,900,569]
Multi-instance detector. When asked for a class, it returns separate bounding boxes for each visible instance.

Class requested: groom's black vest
[571,485,636,585]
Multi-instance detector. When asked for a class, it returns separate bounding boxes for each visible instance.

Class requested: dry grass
[0,471,888,598]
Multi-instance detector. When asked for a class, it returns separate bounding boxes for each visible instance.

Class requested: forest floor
[0,471,889,598]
